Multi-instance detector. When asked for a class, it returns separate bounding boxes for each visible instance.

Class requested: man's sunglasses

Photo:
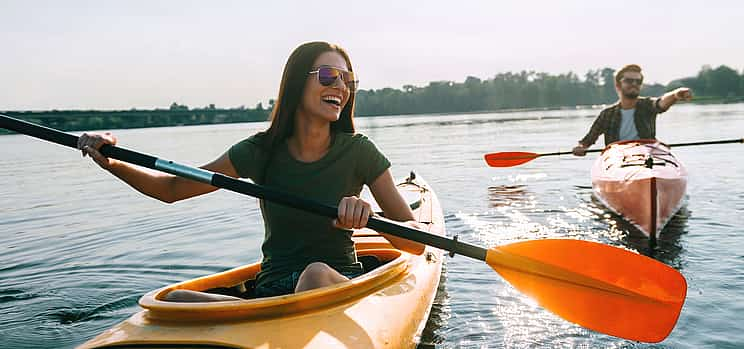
[621,78,643,86]
[309,66,358,92]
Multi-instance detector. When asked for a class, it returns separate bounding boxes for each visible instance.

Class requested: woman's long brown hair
[263,42,356,150]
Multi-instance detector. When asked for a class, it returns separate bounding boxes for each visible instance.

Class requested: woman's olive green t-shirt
[228,132,391,286]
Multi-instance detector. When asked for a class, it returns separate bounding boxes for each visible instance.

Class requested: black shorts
[253,262,364,298]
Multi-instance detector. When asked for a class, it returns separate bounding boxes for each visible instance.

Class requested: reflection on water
[364,113,595,131]
[487,185,531,208]
[648,206,689,270]
[627,206,689,268]
[418,260,449,348]
[588,195,689,268]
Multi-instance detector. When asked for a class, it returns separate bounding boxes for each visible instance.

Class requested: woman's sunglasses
[309,66,358,92]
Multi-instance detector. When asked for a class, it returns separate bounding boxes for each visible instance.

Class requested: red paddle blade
[486,239,686,343]
[484,152,540,167]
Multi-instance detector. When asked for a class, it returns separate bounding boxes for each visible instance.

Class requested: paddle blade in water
[485,239,686,343]
[484,152,539,167]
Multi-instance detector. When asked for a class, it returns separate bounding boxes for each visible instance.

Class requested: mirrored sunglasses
[309,66,358,92]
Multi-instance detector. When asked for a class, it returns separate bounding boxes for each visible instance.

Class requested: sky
[1,0,743,111]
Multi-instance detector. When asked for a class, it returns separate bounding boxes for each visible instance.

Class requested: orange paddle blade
[486,239,686,343]
[484,152,540,167]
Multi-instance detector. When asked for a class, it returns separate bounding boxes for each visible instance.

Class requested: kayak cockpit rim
[138,248,418,321]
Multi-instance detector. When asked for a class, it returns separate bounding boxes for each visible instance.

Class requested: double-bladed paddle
[1,114,687,343]
[485,138,743,167]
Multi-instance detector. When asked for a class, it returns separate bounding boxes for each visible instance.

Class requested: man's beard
[622,90,639,99]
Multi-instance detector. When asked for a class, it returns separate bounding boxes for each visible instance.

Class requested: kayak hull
[77,175,444,349]
[591,140,687,240]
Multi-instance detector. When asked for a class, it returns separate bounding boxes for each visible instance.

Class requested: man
[572,64,693,156]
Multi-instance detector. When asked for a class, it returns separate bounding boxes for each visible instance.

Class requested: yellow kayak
[78,174,445,349]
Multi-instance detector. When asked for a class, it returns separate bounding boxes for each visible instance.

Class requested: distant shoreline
[1,105,597,135]
[2,98,743,135]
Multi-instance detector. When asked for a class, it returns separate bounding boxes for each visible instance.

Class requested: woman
[77,41,425,301]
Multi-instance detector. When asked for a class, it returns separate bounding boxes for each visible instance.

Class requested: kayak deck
[77,174,445,349]
[591,140,687,240]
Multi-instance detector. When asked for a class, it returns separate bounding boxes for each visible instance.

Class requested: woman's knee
[296,262,347,292]
[301,262,336,278]
[163,289,201,302]
[163,289,242,302]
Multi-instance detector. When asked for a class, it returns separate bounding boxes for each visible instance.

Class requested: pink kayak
[591,139,687,241]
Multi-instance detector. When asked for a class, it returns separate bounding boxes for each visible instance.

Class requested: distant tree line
[2,65,742,134]
[667,65,744,100]
[354,65,744,116]
[1,103,271,134]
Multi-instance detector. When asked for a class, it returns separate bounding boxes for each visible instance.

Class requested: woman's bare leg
[163,289,243,302]
[295,262,349,293]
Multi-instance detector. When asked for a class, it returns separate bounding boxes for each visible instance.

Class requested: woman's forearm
[106,160,218,203]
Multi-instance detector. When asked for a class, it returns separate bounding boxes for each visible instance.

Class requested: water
[1,103,743,348]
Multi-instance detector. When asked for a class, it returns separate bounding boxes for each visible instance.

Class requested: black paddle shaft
[0,114,488,261]
[540,138,744,157]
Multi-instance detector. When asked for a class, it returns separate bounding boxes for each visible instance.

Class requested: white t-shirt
[619,108,639,140]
